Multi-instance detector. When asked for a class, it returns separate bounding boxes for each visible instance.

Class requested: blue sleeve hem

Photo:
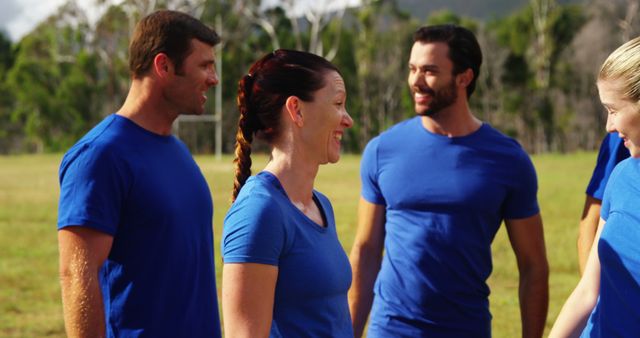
[360,137,386,205]
[222,256,279,266]
[586,133,629,199]
[57,219,117,236]
[361,193,386,206]
[503,206,540,221]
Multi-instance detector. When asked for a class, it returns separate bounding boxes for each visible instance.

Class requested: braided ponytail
[232,74,256,202]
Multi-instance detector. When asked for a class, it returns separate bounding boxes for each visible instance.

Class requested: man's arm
[348,197,386,338]
[58,227,113,338]
[504,213,549,338]
[577,195,601,275]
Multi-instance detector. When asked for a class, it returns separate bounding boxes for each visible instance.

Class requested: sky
[260,0,361,17]
[0,0,104,42]
[0,0,361,42]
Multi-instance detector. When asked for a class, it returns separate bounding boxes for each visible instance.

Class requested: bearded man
[348,24,549,338]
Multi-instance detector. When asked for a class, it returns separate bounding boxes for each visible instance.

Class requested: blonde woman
[550,36,640,337]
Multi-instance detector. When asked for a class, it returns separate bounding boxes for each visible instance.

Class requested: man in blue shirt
[57,10,222,338]
[577,133,628,274]
[349,24,549,338]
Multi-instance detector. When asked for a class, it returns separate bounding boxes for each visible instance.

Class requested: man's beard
[416,79,458,117]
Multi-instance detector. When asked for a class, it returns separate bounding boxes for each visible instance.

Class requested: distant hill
[396,0,584,21]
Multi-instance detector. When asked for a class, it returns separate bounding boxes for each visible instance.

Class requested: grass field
[0,152,597,337]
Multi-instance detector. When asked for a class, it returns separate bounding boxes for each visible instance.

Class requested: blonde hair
[599,36,640,102]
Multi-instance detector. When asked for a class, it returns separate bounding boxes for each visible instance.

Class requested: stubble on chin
[414,104,438,118]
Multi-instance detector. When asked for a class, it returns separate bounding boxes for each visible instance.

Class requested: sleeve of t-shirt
[222,194,287,266]
[586,133,629,200]
[57,144,128,236]
[503,151,540,219]
[601,182,611,222]
[600,158,627,222]
[360,137,386,205]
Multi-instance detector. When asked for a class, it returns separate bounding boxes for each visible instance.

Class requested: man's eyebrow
[409,63,440,71]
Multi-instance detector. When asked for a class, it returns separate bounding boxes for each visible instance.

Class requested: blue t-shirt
[222,171,353,338]
[360,116,539,337]
[586,133,629,200]
[581,158,640,337]
[58,115,221,338]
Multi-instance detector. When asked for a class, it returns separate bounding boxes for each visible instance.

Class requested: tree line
[0,0,638,154]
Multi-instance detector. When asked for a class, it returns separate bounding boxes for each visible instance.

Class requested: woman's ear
[284,96,304,127]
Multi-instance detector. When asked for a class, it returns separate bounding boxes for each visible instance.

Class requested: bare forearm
[350,199,386,337]
[577,225,596,275]
[60,271,106,338]
[548,288,595,338]
[57,228,112,338]
[550,220,602,338]
[519,265,549,338]
[577,197,601,275]
[348,245,382,338]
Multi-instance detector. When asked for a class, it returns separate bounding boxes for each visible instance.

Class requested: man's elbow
[350,240,383,264]
[521,258,549,285]
[59,257,96,291]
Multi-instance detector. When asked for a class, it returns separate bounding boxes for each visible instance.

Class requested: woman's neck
[263,147,318,206]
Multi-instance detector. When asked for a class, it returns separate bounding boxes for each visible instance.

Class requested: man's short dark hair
[413,24,482,98]
[129,10,220,78]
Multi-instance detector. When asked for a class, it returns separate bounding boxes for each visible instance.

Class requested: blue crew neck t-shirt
[360,116,539,337]
[586,133,629,199]
[58,114,221,338]
[222,171,353,338]
[581,158,640,337]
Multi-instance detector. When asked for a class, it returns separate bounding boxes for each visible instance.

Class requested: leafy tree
[0,31,18,153]
[0,31,14,78]
[426,9,478,31]
[93,4,131,117]
[349,0,415,149]
[53,50,102,150]
[484,2,585,152]
[6,1,99,152]
[0,0,628,154]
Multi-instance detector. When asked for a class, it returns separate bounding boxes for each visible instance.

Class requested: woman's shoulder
[227,173,286,219]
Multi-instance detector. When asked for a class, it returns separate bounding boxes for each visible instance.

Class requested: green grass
[0,152,596,337]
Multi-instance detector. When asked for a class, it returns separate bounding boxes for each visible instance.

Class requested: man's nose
[207,70,219,87]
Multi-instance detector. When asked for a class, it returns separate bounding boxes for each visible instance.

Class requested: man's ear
[153,53,173,79]
[284,96,304,127]
[456,68,474,88]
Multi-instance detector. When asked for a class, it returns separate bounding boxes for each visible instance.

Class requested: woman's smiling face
[599,78,640,158]
[299,70,353,164]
